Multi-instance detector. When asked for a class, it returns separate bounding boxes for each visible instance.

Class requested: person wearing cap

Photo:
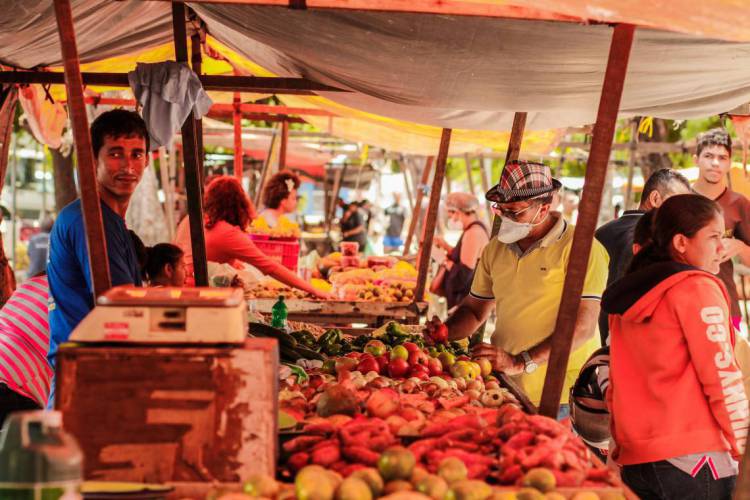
[424,161,608,415]
[430,192,489,311]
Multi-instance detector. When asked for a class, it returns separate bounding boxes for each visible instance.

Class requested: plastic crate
[249,234,300,272]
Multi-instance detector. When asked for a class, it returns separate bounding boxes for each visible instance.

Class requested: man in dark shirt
[595,168,690,343]
[26,215,54,278]
[384,193,406,253]
[48,110,149,367]
[692,128,750,331]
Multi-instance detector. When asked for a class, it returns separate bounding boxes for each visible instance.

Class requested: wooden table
[249,299,428,327]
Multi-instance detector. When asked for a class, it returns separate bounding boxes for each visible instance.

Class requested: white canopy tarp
[2,1,750,131]
[193,5,750,131]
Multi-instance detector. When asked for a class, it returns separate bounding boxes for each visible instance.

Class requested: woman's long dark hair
[627,194,722,274]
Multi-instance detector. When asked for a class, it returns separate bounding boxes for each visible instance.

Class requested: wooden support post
[464,153,476,195]
[402,160,415,213]
[255,124,278,207]
[490,112,527,238]
[624,120,638,210]
[478,155,493,227]
[0,87,18,304]
[191,32,204,185]
[539,24,636,418]
[414,129,451,303]
[173,2,208,286]
[53,0,111,297]
[328,165,346,227]
[279,119,289,170]
[403,156,434,255]
[233,93,243,180]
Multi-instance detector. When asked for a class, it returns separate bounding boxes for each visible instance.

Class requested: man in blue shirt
[47,110,149,367]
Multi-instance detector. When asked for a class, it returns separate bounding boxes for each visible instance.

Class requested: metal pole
[539,24,636,418]
[414,129,451,303]
[490,112,528,237]
[158,147,176,241]
[403,156,434,256]
[173,2,208,286]
[233,92,243,180]
[53,0,111,296]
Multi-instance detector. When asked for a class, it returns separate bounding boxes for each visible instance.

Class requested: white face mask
[496,205,545,244]
[446,218,463,231]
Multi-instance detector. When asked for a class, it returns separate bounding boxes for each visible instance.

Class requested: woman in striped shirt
[0,274,51,426]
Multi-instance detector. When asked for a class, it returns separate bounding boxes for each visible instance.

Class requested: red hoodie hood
[602,262,727,324]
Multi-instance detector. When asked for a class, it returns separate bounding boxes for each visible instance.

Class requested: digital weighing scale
[69,286,247,344]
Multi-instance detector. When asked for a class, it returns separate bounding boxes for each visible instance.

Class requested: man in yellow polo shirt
[425,161,607,418]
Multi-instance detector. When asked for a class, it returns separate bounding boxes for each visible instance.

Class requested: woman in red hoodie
[602,194,748,499]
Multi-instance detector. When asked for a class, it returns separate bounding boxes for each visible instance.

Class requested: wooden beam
[0,71,348,95]
[403,156,434,255]
[464,153,476,195]
[233,93,243,179]
[414,129,451,303]
[279,119,289,170]
[539,24,636,418]
[490,112,527,238]
[53,0,112,297]
[624,120,638,210]
[0,87,18,305]
[254,124,279,206]
[478,154,493,227]
[191,32,205,185]
[173,2,209,286]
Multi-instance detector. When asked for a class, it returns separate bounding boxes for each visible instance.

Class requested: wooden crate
[56,338,278,483]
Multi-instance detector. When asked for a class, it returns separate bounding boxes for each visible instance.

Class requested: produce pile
[271,323,617,493]
[316,254,419,302]
[251,214,302,238]
[217,449,623,500]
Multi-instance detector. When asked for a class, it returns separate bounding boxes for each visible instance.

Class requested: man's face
[96,135,148,200]
[695,144,731,185]
[493,199,549,225]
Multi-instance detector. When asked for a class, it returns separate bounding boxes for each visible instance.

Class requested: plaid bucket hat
[485,160,562,204]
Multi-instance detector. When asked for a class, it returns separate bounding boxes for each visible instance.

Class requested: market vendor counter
[56,338,278,483]
[250,298,427,327]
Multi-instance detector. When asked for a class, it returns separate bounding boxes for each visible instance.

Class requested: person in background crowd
[340,201,368,251]
[692,128,750,332]
[174,176,329,299]
[561,190,580,223]
[27,215,54,279]
[613,203,622,220]
[257,171,301,231]
[602,194,748,498]
[384,193,407,253]
[595,169,691,343]
[425,161,608,415]
[0,273,50,426]
[144,243,187,287]
[48,109,147,370]
[430,192,489,311]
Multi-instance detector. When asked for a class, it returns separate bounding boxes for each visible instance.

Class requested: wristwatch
[520,351,538,374]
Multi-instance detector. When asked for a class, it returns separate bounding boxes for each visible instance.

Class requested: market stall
[4,0,750,498]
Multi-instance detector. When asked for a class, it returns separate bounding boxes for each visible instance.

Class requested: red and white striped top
[0,276,52,407]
